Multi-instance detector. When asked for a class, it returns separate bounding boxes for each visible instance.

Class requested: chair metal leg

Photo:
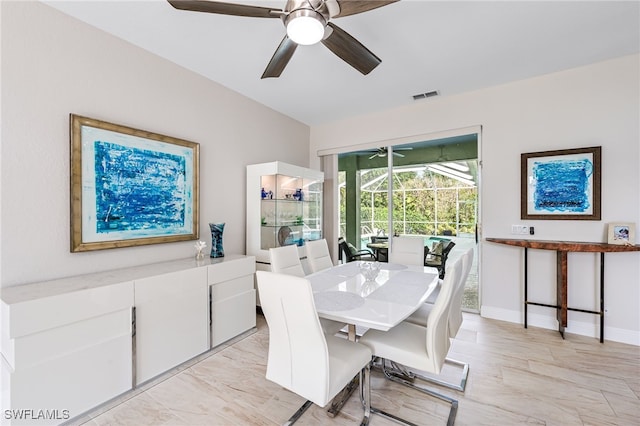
[381,359,458,426]
[369,407,421,426]
[385,357,469,392]
[294,367,371,425]
[359,364,371,426]
[327,375,359,417]
[425,357,469,392]
[283,400,313,426]
[362,359,458,426]
[389,360,414,378]
[359,362,420,426]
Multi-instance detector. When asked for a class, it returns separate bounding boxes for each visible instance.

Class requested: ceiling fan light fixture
[286,9,326,45]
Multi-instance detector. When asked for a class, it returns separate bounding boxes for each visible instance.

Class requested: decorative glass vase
[209,223,225,258]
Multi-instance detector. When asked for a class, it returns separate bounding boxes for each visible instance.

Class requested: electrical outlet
[511,225,529,235]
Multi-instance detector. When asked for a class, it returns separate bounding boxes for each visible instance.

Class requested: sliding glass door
[337,134,479,311]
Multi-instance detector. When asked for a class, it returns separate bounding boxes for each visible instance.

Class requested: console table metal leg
[556,251,568,339]
[600,253,605,343]
[524,247,528,329]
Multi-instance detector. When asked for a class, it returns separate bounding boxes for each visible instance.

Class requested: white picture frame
[607,223,635,245]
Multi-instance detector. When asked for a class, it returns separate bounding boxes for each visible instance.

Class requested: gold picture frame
[70,114,199,252]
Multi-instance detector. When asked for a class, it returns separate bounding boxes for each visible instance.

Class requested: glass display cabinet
[246,161,324,265]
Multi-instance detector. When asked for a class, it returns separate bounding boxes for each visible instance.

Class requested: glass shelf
[259,173,322,250]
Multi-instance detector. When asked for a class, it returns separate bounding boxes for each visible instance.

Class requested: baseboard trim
[480,306,639,346]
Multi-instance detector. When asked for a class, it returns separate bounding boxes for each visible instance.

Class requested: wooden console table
[486,238,640,342]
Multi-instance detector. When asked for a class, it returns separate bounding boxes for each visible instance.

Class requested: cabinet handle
[131,306,137,389]
[208,286,213,349]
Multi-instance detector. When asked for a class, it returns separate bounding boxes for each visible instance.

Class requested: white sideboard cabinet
[0,255,256,425]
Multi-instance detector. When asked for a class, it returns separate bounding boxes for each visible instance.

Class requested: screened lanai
[337,134,480,310]
[340,163,478,241]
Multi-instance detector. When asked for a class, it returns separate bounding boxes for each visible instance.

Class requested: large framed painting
[521,146,601,220]
[70,114,199,252]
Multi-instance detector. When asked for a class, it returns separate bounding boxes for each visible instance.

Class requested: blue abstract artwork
[79,123,196,245]
[523,147,600,219]
[94,141,187,233]
[532,158,593,213]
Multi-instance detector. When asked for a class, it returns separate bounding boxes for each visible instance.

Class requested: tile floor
[71,313,639,425]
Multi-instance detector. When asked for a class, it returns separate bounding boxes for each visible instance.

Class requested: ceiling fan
[167,0,398,78]
[367,147,412,160]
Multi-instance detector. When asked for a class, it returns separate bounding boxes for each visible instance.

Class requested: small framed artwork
[521,146,601,220]
[70,114,200,252]
[607,223,635,245]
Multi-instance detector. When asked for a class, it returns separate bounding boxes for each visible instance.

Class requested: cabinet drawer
[208,256,255,285]
[211,275,254,301]
[6,330,132,422]
[1,281,133,369]
[211,290,256,347]
[3,281,134,340]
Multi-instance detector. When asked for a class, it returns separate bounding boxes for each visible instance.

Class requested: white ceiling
[43,0,640,126]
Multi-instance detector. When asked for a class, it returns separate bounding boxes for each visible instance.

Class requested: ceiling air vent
[412,90,439,101]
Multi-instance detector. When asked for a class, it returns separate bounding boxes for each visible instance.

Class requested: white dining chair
[388,235,424,266]
[403,247,474,392]
[269,245,305,277]
[407,247,474,334]
[269,245,346,336]
[358,261,462,426]
[304,239,333,273]
[256,271,372,425]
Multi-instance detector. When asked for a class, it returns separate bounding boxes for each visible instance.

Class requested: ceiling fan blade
[392,152,405,158]
[368,153,378,160]
[261,36,298,79]
[167,0,281,18]
[334,0,399,18]
[321,23,381,75]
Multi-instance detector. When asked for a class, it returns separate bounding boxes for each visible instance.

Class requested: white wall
[0,1,310,286]
[310,54,640,345]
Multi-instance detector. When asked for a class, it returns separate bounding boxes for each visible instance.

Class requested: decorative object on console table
[209,223,225,258]
[607,223,635,245]
[70,114,200,252]
[521,146,601,220]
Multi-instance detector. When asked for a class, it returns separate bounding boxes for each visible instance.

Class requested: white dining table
[307,260,440,339]
[307,260,439,416]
